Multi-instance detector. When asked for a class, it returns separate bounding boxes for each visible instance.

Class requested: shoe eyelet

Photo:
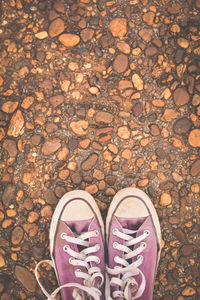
[112,228,118,235]
[76,269,81,272]
[61,232,67,239]
[114,255,119,262]
[144,230,150,236]
[75,269,81,277]
[113,242,118,249]
[94,230,99,237]
[96,257,101,264]
[137,255,144,262]
[63,245,70,252]
[69,257,74,264]
[141,242,147,248]
[95,244,100,251]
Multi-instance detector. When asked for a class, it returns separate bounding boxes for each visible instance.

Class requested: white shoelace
[106,228,150,300]
[35,230,103,300]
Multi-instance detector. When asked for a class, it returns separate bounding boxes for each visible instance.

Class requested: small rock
[194,46,200,55]
[15,265,36,292]
[89,87,99,95]
[2,185,16,207]
[41,139,61,155]
[162,109,179,122]
[172,172,183,182]
[80,28,94,42]
[0,254,5,268]
[41,205,53,218]
[170,24,180,33]
[93,169,104,180]
[85,184,98,194]
[61,80,70,93]
[155,147,165,158]
[11,226,24,245]
[32,246,44,260]
[139,28,153,42]
[177,38,189,49]
[182,286,196,296]
[99,33,114,48]
[113,54,128,73]
[105,175,117,186]
[48,18,65,38]
[95,111,114,124]
[68,138,78,150]
[160,193,172,206]
[50,95,65,108]
[0,237,9,248]
[138,178,149,187]
[43,189,58,205]
[57,147,69,160]
[30,134,41,146]
[175,49,184,64]
[132,102,143,117]
[59,34,80,47]
[173,228,187,243]
[81,154,98,171]
[116,42,130,54]
[192,94,200,106]
[35,31,48,39]
[188,129,200,147]
[109,18,127,38]
[117,126,130,139]
[132,48,142,56]
[118,80,133,90]
[150,124,160,136]
[168,2,181,14]
[173,88,190,106]
[59,169,70,180]
[21,96,34,109]
[145,46,157,56]
[94,46,103,57]
[71,172,82,184]
[0,128,5,141]
[7,110,24,137]
[173,117,192,135]
[19,66,29,78]
[0,76,4,86]
[190,159,200,177]
[46,123,58,133]
[70,120,88,136]
[54,1,65,13]
[143,11,155,25]
[132,74,143,91]
[23,224,38,237]
[27,211,39,224]
[180,244,196,256]
[36,51,46,62]
[1,101,18,113]
[3,139,17,156]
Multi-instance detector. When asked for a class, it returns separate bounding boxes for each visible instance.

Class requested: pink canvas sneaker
[35,190,105,300]
[106,188,161,300]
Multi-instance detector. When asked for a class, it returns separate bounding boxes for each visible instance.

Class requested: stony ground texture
[0,0,200,299]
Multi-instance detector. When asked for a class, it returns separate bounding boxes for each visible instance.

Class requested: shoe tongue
[65,217,94,235]
[116,216,147,232]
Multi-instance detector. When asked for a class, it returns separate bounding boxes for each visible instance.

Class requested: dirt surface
[0,0,200,299]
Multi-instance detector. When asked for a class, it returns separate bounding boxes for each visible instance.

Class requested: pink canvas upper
[107,215,159,300]
[53,217,105,300]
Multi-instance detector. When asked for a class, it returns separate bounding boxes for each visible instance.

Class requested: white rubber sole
[106,188,162,264]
